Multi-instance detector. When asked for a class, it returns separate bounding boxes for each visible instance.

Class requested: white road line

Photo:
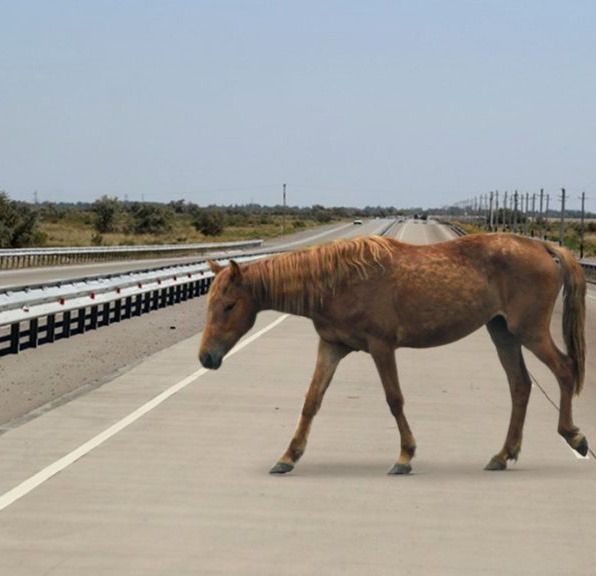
[396,221,409,241]
[273,223,353,249]
[0,314,289,513]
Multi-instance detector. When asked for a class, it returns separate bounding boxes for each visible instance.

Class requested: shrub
[193,208,226,236]
[0,191,42,247]
[92,196,122,233]
[129,202,174,234]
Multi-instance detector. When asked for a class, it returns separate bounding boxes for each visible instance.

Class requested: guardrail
[582,261,596,283]
[2,223,592,358]
[0,240,263,269]
[0,252,273,357]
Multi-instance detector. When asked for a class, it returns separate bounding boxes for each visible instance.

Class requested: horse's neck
[246,258,317,317]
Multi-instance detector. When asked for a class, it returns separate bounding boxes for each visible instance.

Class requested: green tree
[193,208,226,236]
[0,191,42,247]
[92,196,122,233]
[130,202,173,234]
[311,204,332,223]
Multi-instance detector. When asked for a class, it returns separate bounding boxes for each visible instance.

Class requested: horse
[198,233,587,475]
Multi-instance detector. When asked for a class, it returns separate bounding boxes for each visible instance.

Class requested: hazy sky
[1,1,595,210]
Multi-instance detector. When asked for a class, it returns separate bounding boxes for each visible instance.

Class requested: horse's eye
[224,301,236,313]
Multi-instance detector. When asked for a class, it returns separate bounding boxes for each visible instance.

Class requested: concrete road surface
[0,220,595,575]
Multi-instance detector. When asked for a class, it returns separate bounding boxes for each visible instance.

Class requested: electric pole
[579,191,586,259]
[559,187,566,246]
[282,183,287,234]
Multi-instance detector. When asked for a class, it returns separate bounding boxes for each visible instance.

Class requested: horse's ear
[208,260,223,275]
[229,260,242,284]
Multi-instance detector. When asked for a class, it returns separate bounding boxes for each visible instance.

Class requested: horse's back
[378,233,563,347]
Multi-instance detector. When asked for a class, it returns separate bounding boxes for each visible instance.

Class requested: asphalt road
[0,219,393,290]
[1,219,595,575]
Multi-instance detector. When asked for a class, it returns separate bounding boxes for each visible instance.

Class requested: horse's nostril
[200,351,221,370]
[200,352,213,369]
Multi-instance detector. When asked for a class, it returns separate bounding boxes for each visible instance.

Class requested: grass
[39,213,331,247]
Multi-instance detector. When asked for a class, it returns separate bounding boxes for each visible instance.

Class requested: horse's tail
[548,243,586,394]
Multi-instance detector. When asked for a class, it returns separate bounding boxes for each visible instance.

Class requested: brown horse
[199,233,587,474]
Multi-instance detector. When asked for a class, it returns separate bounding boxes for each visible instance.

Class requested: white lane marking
[0,314,289,513]
[396,221,409,241]
[272,223,353,249]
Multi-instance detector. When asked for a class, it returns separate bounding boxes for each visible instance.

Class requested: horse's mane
[247,236,395,315]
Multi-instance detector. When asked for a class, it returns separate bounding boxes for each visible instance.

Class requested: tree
[310,204,333,223]
[92,196,121,233]
[193,208,226,236]
[129,202,173,234]
[0,191,42,247]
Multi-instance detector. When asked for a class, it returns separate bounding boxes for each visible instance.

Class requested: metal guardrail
[582,261,596,283]
[0,240,263,269]
[0,252,274,357]
[0,220,412,356]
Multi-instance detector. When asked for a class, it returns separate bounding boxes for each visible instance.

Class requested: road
[0,219,595,575]
[0,219,393,290]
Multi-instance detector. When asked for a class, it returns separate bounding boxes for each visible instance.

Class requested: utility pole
[513,190,519,233]
[545,193,550,239]
[503,191,508,228]
[282,183,287,234]
[559,187,566,246]
[489,191,494,231]
[579,191,586,259]
[524,192,529,235]
[539,188,544,239]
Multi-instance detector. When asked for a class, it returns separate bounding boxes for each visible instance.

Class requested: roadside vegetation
[1,190,594,257]
[0,191,400,248]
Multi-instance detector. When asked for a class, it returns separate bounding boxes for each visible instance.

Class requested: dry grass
[40,215,322,247]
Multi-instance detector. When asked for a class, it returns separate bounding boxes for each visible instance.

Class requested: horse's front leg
[370,342,416,475]
[270,338,350,474]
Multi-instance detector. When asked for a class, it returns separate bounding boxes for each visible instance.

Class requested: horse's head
[199,259,257,370]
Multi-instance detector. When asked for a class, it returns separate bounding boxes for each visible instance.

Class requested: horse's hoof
[484,455,507,471]
[573,435,589,457]
[387,463,412,475]
[269,461,294,475]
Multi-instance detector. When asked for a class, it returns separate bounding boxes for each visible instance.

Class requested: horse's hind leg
[523,333,588,457]
[370,342,416,475]
[485,317,533,471]
[270,338,350,475]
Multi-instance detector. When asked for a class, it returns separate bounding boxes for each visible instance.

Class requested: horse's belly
[397,316,487,348]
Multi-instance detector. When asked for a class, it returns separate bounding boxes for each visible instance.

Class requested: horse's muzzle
[199,351,222,370]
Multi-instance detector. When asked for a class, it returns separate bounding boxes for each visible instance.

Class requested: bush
[0,191,42,247]
[129,203,173,234]
[92,196,122,233]
[193,208,226,236]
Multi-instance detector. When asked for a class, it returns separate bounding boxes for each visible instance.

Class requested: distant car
[353,219,363,225]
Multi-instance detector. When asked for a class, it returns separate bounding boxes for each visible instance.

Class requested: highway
[0,218,595,575]
[0,219,393,290]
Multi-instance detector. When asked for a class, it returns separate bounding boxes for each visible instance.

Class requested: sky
[1,1,595,210]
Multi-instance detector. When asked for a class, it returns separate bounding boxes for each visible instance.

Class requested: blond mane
[246,236,395,315]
